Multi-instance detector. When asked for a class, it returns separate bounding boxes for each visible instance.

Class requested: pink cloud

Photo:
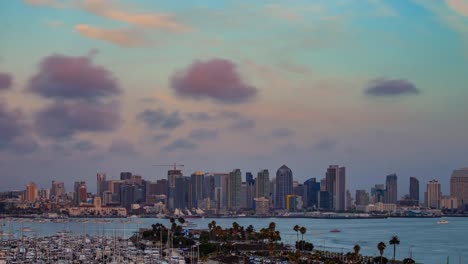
[28,53,121,99]
[83,0,191,32]
[171,58,258,104]
[446,0,468,16]
[0,72,12,91]
[75,24,145,47]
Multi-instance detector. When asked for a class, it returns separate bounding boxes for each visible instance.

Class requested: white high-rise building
[425,180,442,209]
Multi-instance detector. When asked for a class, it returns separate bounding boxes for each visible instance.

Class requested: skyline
[1,0,468,193]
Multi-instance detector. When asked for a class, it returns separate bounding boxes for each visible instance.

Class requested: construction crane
[153,163,184,171]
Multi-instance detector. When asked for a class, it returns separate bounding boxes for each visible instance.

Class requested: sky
[0,0,468,197]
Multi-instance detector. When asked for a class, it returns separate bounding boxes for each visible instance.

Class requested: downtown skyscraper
[450,168,468,208]
[256,169,270,199]
[275,165,293,209]
[409,176,419,204]
[385,174,398,204]
[325,165,346,211]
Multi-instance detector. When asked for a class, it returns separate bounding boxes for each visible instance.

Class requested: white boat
[437,219,449,224]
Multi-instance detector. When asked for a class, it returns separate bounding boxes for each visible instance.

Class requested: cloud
[314,139,338,151]
[74,140,97,152]
[230,118,256,130]
[34,101,121,139]
[0,102,33,152]
[163,138,197,152]
[189,129,218,140]
[272,128,295,138]
[28,53,121,100]
[365,79,420,96]
[23,0,67,8]
[152,133,170,143]
[82,0,190,32]
[75,24,146,47]
[171,58,258,104]
[218,111,242,119]
[187,112,213,121]
[446,0,468,16]
[138,109,184,130]
[0,72,12,91]
[7,137,40,154]
[109,139,138,155]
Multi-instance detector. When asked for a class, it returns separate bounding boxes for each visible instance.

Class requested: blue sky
[0,0,467,197]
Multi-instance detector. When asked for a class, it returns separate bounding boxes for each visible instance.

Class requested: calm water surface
[2,217,467,264]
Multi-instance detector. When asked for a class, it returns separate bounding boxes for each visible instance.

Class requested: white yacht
[437,219,449,224]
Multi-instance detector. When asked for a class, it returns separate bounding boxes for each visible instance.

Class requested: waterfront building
[325,165,346,211]
[227,169,242,210]
[275,165,293,209]
[25,182,37,202]
[96,173,107,198]
[450,168,468,208]
[356,202,396,213]
[371,184,385,203]
[304,178,320,209]
[346,190,352,210]
[256,169,270,199]
[240,182,248,209]
[254,197,270,215]
[190,171,204,209]
[425,180,442,209]
[409,177,419,204]
[440,196,460,210]
[319,191,331,210]
[286,195,303,211]
[173,176,189,211]
[68,196,127,217]
[167,169,183,210]
[355,189,369,206]
[385,174,398,204]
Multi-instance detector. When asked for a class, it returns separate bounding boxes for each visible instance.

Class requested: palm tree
[299,226,307,250]
[389,236,400,264]
[377,242,386,264]
[178,217,185,225]
[353,244,361,262]
[293,224,300,244]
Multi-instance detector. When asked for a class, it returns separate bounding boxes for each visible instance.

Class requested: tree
[293,224,300,244]
[377,242,386,264]
[389,236,400,264]
[299,226,307,250]
[353,244,361,262]
[178,217,185,225]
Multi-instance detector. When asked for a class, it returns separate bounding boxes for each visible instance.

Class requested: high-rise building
[304,178,320,209]
[425,180,442,209]
[227,169,242,210]
[256,169,270,199]
[409,177,419,204]
[73,181,87,206]
[246,172,254,185]
[355,190,369,206]
[97,173,107,198]
[173,176,190,210]
[385,174,398,204]
[450,168,468,207]
[120,172,132,181]
[346,190,352,210]
[190,171,204,209]
[167,169,183,210]
[371,184,385,203]
[325,165,346,211]
[25,182,37,202]
[51,181,65,199]
[275,165,293,209]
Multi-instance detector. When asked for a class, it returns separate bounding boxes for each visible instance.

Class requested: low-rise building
[68,197,127,217]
